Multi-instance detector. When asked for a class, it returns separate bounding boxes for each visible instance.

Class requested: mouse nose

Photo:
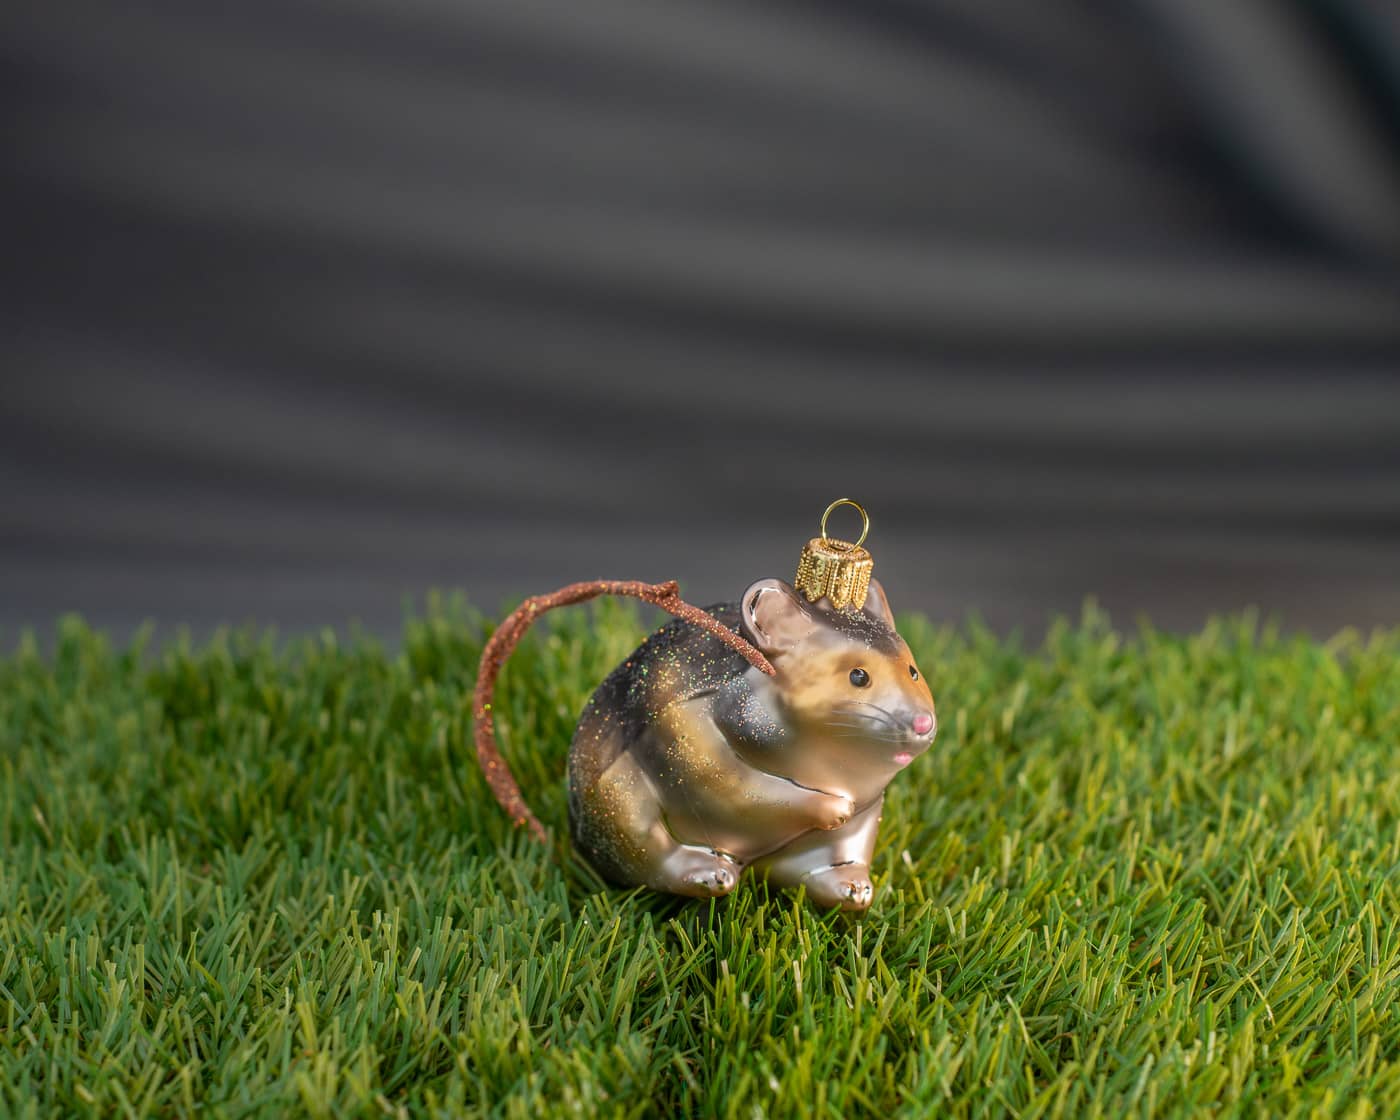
[912,711,935,736]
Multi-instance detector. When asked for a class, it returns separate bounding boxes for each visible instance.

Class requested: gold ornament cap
[795,498,874,611]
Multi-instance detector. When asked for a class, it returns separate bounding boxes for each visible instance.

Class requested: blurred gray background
[4,0,1400,641]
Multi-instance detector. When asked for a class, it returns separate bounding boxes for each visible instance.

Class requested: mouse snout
[911,711,935,737]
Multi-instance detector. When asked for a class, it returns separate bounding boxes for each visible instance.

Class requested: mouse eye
[849,667,870,688]
[909,665,920,681]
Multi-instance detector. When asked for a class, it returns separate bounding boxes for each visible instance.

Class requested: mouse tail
[472,578,775,842]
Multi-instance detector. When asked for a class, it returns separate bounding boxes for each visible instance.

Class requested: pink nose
[912,712,935,736]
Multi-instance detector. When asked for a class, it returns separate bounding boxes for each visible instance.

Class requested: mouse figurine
[472,500,937,911]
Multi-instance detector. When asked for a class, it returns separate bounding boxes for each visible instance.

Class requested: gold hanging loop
[796,499,875,610]
[819,498,870,552]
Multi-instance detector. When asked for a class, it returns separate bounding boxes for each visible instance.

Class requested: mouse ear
[741,578,816,655]
[862,577,897,629]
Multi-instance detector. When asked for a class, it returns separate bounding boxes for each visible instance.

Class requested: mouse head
[740,577,936,793]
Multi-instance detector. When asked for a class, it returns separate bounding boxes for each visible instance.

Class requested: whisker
[836,701,901,722]
[827,711,897,725]
[829,735,901,745]
[830,730,905,743]
[825,724,897,737]
[825,717,898,732]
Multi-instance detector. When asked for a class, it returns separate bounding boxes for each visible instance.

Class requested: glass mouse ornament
[472,499,937,911]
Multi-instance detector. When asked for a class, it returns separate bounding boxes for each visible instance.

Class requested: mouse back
[568,603,750,790]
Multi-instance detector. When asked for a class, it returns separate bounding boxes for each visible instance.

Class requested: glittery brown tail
[471,579,776,842]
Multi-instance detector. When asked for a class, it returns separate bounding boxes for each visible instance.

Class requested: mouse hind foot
[657,845,742,898]
[571,749,742,899]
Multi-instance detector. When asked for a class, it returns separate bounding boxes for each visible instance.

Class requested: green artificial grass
[2,599,1399,1118]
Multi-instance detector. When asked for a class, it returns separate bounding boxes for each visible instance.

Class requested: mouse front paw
[811,792,855,831]
[803,863,874,911]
